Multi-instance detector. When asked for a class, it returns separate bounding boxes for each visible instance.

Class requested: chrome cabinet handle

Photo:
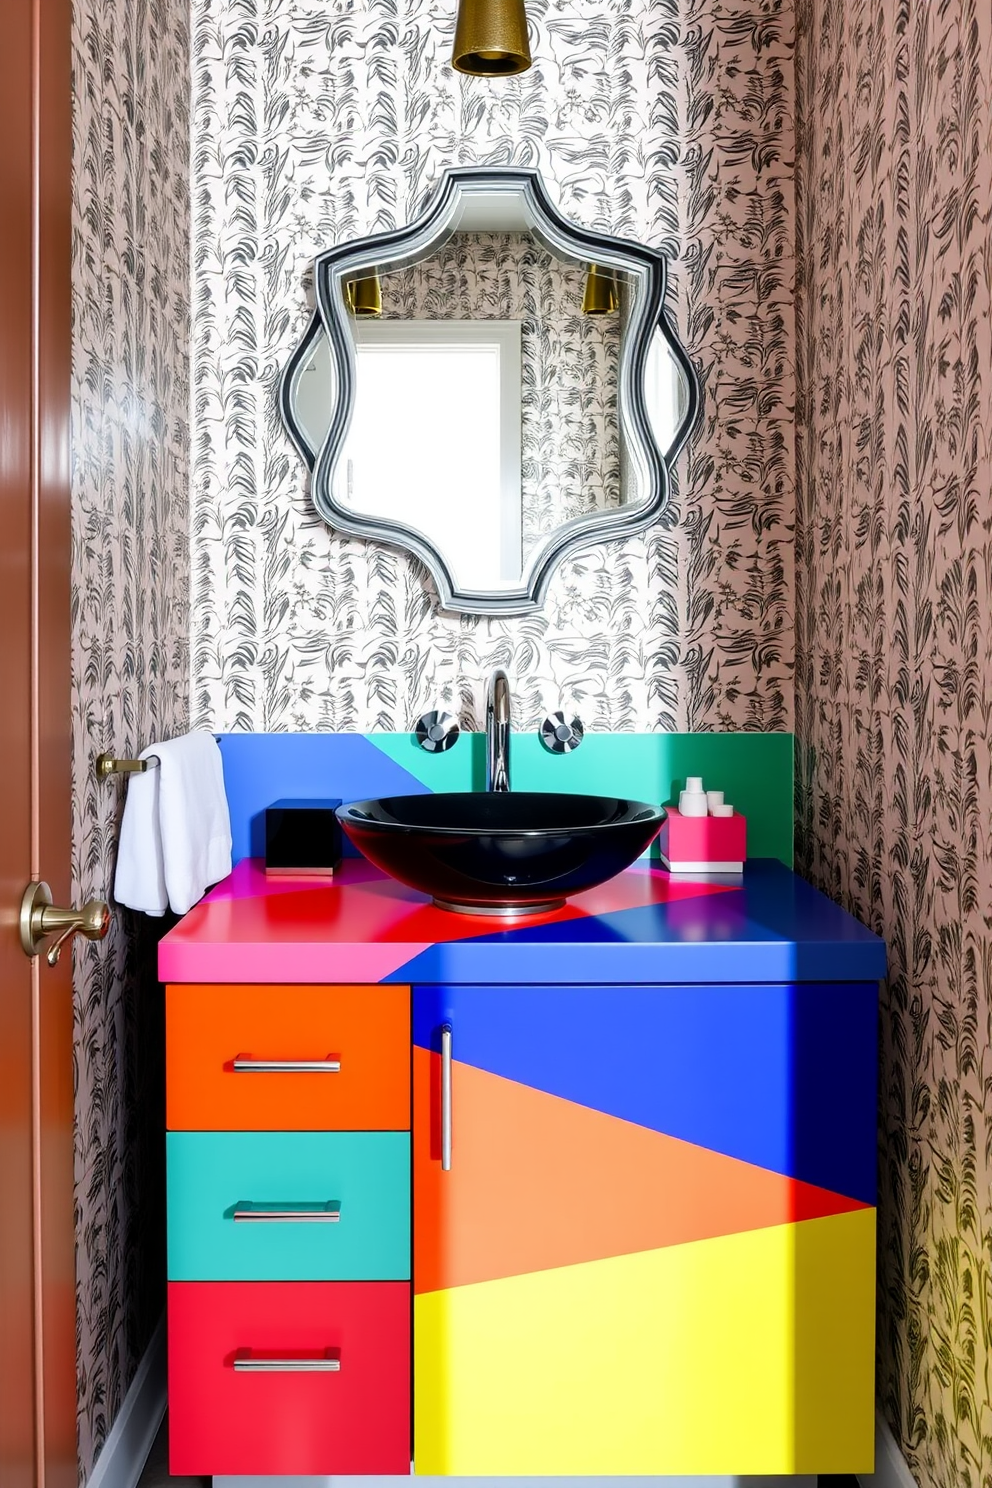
[234,1353,341,1373]
[441,1023,452,1172]
[233,1055,341,1073]
[233,1201,340,1223]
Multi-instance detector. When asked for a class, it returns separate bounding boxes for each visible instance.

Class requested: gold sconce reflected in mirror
[451,0,532,75]
[346,274,383,318]
[582,265,619,316]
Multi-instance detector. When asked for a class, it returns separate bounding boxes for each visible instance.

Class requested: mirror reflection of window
[294,333,335,453]
[644,327,687,455]
[336,321,523,590]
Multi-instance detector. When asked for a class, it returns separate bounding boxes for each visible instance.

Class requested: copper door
[0,0,76,1483]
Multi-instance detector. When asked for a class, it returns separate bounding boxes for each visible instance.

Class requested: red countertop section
[158,858,734,985]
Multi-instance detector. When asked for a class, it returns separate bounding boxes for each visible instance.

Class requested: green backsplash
[370,732,795,866]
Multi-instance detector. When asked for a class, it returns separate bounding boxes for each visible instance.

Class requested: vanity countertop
[158,857,886,986]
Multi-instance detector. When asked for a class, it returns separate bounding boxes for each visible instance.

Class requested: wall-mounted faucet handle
[540,712,585,754]
[415,711,461,753]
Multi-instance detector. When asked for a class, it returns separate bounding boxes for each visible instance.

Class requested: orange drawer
[166,983,410,1130]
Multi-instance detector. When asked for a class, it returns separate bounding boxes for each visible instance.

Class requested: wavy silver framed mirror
[280,167,701,616]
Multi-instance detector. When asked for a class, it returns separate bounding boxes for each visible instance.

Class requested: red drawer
[168,1281,410,1474]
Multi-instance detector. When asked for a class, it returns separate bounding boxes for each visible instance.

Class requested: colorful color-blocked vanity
[160,850,885,1479]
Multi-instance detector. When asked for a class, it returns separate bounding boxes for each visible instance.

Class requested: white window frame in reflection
[644,327,688,457]
[342,320,523,588]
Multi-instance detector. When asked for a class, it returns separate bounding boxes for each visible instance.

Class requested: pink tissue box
[658,807,747,875]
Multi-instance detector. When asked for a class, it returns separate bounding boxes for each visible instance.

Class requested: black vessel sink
[336,792,665,915]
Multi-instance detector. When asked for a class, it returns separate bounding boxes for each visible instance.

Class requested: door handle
[441,1023,452,1171]
[20,881,110,966]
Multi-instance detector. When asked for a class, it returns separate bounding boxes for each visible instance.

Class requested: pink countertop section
[158,857,730,985]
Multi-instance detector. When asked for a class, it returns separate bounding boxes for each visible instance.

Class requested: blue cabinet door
[413,981,877,1475]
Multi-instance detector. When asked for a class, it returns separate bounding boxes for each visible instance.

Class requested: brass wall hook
[95,752,160,778]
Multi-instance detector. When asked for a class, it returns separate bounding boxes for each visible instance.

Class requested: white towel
[114,744,168,916]
[114,731,232,916]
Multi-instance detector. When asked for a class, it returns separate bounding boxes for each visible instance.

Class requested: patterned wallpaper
[66,0,794,1475]
[68,0,992,1477]
[794,0,992,1484]
[190,0,795,736]
[64,0,992,1476]
[375,232,623,561]
[70,0,190,1474]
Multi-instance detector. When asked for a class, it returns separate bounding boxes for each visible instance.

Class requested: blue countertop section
[386,860,887,985]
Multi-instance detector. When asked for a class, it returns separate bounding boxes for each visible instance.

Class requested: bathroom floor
[139,1420,207,1488]
[136,1423,861,1488]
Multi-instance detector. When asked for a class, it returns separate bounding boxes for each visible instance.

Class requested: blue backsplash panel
[218,731,796,867]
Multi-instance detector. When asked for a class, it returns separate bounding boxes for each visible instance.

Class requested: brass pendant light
[582,265,619,316]
[346,274,383,318]
[452,0,532,76]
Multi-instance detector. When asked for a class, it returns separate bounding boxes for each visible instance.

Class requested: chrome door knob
[19,881,111,966]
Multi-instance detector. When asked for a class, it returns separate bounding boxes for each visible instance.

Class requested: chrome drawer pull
[233,1200,341,1223]
[233,1055,341,1073]
[441,1023,452,1172]
[234,1352,341,1373]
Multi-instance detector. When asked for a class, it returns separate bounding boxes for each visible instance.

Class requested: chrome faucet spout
[486,668,511,792]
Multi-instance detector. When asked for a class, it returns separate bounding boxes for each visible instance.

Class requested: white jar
[679,778,708,817]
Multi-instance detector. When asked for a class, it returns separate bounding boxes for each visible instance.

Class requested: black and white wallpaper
[67,0,992,1481]
[68,0,794,1474]
[795,0,992,1481]
[190,0,795,736]
[71,0,190,1473]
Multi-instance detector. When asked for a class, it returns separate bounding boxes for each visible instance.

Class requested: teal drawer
[166,1131,410,1281]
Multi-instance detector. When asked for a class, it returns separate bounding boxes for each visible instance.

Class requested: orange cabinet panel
[166,983,410,1131]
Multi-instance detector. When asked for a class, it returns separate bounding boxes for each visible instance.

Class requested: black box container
[264,798,343,875]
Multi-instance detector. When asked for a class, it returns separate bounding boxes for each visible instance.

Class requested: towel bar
[95,753,161,779]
